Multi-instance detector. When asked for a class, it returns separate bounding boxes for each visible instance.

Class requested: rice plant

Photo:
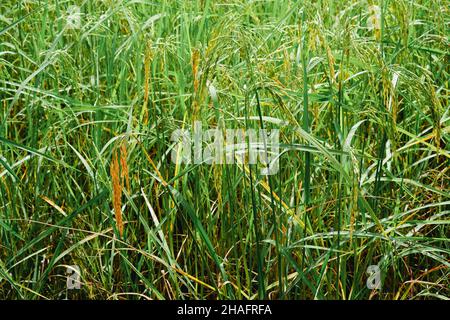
[0,0,448,299]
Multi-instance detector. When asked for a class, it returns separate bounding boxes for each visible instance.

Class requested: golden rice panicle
[110,149,123,237]
[326,45,336,83]
[191,48,200,95]
[191,49,201,120]
[120,142,130,193]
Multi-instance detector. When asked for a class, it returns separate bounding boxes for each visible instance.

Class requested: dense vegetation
[0,0,448,299]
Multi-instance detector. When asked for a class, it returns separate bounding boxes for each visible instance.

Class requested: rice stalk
[110,148,124,237]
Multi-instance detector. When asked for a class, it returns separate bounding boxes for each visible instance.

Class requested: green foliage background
[0,0,448,299]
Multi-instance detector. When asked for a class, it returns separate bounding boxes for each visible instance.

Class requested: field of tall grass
[0,0,448,299]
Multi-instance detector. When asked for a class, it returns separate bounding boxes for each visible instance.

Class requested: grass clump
[0,0,448,299]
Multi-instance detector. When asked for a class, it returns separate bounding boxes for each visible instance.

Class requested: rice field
[0,0,449,300]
